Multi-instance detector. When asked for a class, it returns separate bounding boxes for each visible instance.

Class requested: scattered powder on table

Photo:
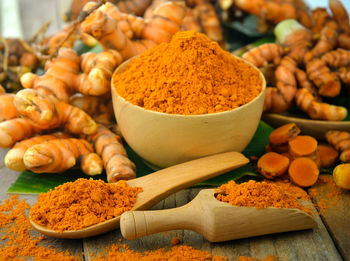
[216,180,314,215]
[114,31,263,115]
[308,175,342,211]
[30,178,142,232]
[238,255,279,261]
[0,195,77,260]
[92,243,228,261]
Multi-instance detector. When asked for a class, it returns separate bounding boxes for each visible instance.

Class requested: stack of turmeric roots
[45,0,223,56]
[0,46,136,183]
[242,0,350,121]
[257,123,350,189]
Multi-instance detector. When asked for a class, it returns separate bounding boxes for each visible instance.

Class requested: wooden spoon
[30,151,248,239]
[120,189,318,242]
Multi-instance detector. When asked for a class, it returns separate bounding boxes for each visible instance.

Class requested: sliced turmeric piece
[288,157,319,187]
[288,135,318,157]
[257,152,290,179]
[269,123,301,146]
[333,163,350,190]
[318,145,338,168]
[23,138,103,175]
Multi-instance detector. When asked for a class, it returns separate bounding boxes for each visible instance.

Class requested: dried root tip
[318,145,338,168]
[257,152,290,179]
[289,157,319,187]
[81,153,104,175]
[333,163,350,190]
[106,154,136,182]
[289,135,318,157]
[269,123,301,147]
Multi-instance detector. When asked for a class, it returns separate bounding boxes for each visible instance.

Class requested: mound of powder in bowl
[113,31,263,115]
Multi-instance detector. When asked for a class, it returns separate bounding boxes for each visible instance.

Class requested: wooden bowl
[111,56,266,169]
[263,113,350,140]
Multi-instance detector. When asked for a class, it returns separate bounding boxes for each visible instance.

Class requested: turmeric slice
[257,152,290,179]
[288,157,319,187]
[288,135,318,157]
[318,145,338,168]
[23,138,103,175]
[88,125,136,182]
[4,132,71,171]
[269,123,301,146]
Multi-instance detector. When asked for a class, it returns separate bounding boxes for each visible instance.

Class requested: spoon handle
[128,151,249,210]
[120,203,198,240]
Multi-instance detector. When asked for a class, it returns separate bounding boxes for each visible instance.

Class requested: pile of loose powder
[114,31,263,115]
[30,178,142,232]
[216,180,313,215]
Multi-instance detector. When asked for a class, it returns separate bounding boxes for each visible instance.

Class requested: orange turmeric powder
[216,180,313,215]
[30,178,142,232]
[114,31,263,115]
[0,195,77,260]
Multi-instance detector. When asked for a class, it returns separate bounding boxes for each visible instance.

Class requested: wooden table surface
[0,0,349,260]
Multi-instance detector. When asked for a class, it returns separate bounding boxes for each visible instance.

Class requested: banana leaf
[7,121,273,194]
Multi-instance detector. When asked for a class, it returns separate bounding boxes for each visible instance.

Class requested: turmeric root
[23,138,103,175]
[333,163,350,190]
[257,152,290,179]
[242,43,284,68]
[4,132,71,171]
[88,124,136,182]
[295,69,320,100]
[14,89,97,135]
[288,157,319,187]
[0,118,41,148]
[321,48,350,68]
[306,58,341,97]
[304,26,338,62]
[318,144,338,168]
[338,67,350,85]
[0,93,18,122]
[329,0,350,34]
[288,135,318,157]
[75,50,123,96]
[326,130,350,162]
[20,48,81,102]
[295,88,347,121]
[69,94,115,126]
[269,123,301,147]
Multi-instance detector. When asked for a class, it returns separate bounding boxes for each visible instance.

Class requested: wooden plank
[309,174,350,261]
[83,186,342,261]
[0,149,84,260]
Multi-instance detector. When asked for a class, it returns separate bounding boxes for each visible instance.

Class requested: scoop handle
[120,203,197,240]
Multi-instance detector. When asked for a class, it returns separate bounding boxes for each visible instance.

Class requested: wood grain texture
[310,175,350,261]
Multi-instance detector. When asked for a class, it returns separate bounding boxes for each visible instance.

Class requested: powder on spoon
[30,178,142,232]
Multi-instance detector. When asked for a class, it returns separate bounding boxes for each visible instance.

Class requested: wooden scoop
[120,189,318,242]
[30,151,248,239]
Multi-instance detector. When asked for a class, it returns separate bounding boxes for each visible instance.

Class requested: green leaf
[7,121,273,194]
[74,41,103,55]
